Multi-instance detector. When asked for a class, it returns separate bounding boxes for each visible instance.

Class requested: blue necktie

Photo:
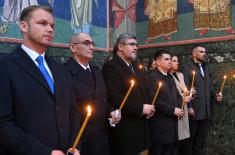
[36,56,54,94]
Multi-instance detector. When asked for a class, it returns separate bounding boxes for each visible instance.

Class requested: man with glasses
[65,33,121,155]
[102,33,155,155]
[181,45,222,155]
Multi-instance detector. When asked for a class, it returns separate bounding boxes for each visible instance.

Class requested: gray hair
[113,33,136,54]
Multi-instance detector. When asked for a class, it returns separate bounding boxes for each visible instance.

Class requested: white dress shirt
[21,44,54,81]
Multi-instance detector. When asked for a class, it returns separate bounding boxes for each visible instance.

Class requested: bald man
[64,33,121,155]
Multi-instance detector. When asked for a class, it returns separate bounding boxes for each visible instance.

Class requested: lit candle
[220,75,227,93]
[70,105,92,153]
[119,80,135,111]
[191,70,196,89]
[151,82,162,105]
[181,89,188,110]
[139,64,143,69]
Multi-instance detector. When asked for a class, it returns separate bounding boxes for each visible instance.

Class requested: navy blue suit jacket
[0,46,79,155]
[147,69,182,144]
[65,58,113,155]
[102,55,150,155]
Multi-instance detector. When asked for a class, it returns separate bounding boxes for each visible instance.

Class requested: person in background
[148,60,157,73]
[181,45,222,155]
[170,55,195,155]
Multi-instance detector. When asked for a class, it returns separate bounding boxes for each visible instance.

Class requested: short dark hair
[20,5,53,22]
[154,49,170,60]
[113,33,136,54]
[192,44,206,52]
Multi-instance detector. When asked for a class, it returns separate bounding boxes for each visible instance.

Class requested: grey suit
[181,59,214,155]
[181,59,211,120]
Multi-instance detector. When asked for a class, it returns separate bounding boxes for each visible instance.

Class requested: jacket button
[59,128,63,132]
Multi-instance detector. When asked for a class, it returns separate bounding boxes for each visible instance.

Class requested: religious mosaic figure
[0,0,38,35]
[0,0,54,36]
[144,0,177,41]
[71,0,98,34]
[188,0,234,35]
[112,0,138,41]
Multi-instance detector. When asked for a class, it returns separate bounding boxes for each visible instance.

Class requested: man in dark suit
[65,33,121,155]
[0,6,80,155]
[102,33,155,155]
[181,45,222,155]
[147,50,184,155]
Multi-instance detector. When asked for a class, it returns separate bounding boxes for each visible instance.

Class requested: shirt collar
[118,56,131,67]
[77,62,90,70]
[158,68,168,75]
[21,44,45,61]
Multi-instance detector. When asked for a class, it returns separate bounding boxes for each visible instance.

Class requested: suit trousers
[183,119,209,155]
[149,142,174,155]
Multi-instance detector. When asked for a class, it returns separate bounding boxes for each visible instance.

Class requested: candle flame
[233,74,235,78]
[158,82,162,87]
[87,105,92,116]
[130,80,135,86]
[192,70,195,75]
[223,75,227,79]
[139,64,143,69]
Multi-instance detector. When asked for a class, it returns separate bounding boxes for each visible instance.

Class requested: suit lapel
[115,55,135,78]
[190,61,204,79]
[90,66,100,97]
[67,58,95,88]
[12,47,53,95]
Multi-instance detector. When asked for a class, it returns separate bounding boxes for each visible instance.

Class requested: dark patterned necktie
[129,64,135,74]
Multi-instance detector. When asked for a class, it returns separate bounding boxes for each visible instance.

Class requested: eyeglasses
[72,40,96,47]
[121,43,138,47]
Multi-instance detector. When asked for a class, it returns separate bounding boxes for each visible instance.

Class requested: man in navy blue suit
[0,6,80,155]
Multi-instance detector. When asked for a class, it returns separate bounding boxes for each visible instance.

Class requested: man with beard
[181,45,222,155]
[102,33,155,155]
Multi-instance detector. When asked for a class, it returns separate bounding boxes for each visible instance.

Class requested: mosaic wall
[0,0,235,48]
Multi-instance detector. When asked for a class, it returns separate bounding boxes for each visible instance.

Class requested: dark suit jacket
[65,58,112,155]
[102,55,150,155]
[0,46,79,155]
[181,59,212,120]
[147,69,181,144]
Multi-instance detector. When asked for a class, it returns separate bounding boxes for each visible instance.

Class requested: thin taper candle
[151,82,162,105]
[119,80,135,111]
[71,105,92,153]
[191,70,196,89]
[220,75,227,93]
[181,89,188,110]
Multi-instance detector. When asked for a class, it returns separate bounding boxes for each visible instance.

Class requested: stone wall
[137,40,235,155]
